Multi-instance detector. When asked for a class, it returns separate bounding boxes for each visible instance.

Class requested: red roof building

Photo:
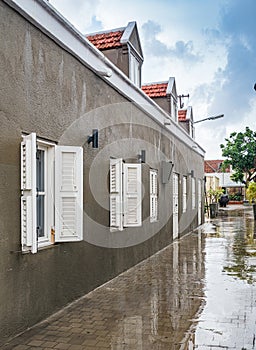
[142,78,178,121]
[178,107,194,138]
[204,160,230,173]
[86,22,144,87]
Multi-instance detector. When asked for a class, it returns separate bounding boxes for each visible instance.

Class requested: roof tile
[142,83,168,97]
[178,110,187,121]
[87,30,124,50]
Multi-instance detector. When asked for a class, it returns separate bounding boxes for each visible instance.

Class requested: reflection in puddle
[109,227,206,349]
[222,214,256,284]
[195,208,256,349]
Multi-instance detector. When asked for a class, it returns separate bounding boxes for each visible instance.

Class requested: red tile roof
[142,83,168,97]
[204,160,230,173]
[178,110,187,121]
[86,30,124,50]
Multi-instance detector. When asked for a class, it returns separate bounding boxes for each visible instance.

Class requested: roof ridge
[86,27,125,37]
[142,81,168,86]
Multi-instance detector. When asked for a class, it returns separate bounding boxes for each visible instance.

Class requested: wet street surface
[2,206,256,349]
[195,207,256,349]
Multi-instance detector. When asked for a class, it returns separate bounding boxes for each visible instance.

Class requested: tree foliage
[246,182,256,203]
[220,127,256,186]
[207,188,224,204]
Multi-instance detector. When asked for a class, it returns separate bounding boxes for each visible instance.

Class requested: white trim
[36,142,55,248]
[36,144,48,245]
[121,21,144,61]
[4,0,205,157]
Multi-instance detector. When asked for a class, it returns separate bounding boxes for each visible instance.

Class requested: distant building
[204,160,245,200]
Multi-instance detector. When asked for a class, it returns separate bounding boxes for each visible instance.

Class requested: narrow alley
[2,206,256,350]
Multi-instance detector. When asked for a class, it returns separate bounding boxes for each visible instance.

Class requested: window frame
[129,53,140,87]
[36,144,48,246]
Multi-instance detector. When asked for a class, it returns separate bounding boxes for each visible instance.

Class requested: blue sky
[50,0,256,159]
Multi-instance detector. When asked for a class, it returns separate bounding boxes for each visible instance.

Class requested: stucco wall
[149,96,171,116]
[102,47,129,78]
[0,1,204,344]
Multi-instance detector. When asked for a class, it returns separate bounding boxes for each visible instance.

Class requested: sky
[50,0,256,159]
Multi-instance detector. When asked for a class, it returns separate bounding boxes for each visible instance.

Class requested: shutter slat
[192,177,196,209]
[183,176,187,213]
[123,164,141,227]
[55,146,83,242]
[110,159,123,230]
[20,133,37,253]
[150,170,158,222]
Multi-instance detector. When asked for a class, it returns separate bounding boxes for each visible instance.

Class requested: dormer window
[142,77,178,121]
[129,53,140,86]
[86,21,144,88]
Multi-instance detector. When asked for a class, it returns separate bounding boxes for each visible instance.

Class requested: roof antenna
[178,94,189,109]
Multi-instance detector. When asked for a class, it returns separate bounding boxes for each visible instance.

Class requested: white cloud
[50,0,100,33]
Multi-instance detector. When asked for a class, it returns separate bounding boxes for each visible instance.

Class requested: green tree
[220,127,256,187]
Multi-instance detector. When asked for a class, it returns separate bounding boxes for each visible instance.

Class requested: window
[182,176,187,213]
[110,158,141,230]
[191,177,196,209]
[21,133,83,254]
[36,143,53,246]
[150,169,158,222]
[129,54,140,87]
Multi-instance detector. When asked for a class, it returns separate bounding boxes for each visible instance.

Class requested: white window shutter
[55,146,83,242]
[123,163,142,227]
[191,177,196,209]
[21,133,37,253]
[110,158,123,230]
[150,170,158,222]
[183,176,187,213]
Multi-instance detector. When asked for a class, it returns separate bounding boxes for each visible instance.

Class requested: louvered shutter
[191,177,196,209]
[183,176,187,213]
[123,163,142,227]
[110,158,123,230]
[150,170,158,222]
[55,146,83,242]
[21,133,37,253]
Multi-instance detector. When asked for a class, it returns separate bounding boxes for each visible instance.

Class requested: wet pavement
[2,205,256,349]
